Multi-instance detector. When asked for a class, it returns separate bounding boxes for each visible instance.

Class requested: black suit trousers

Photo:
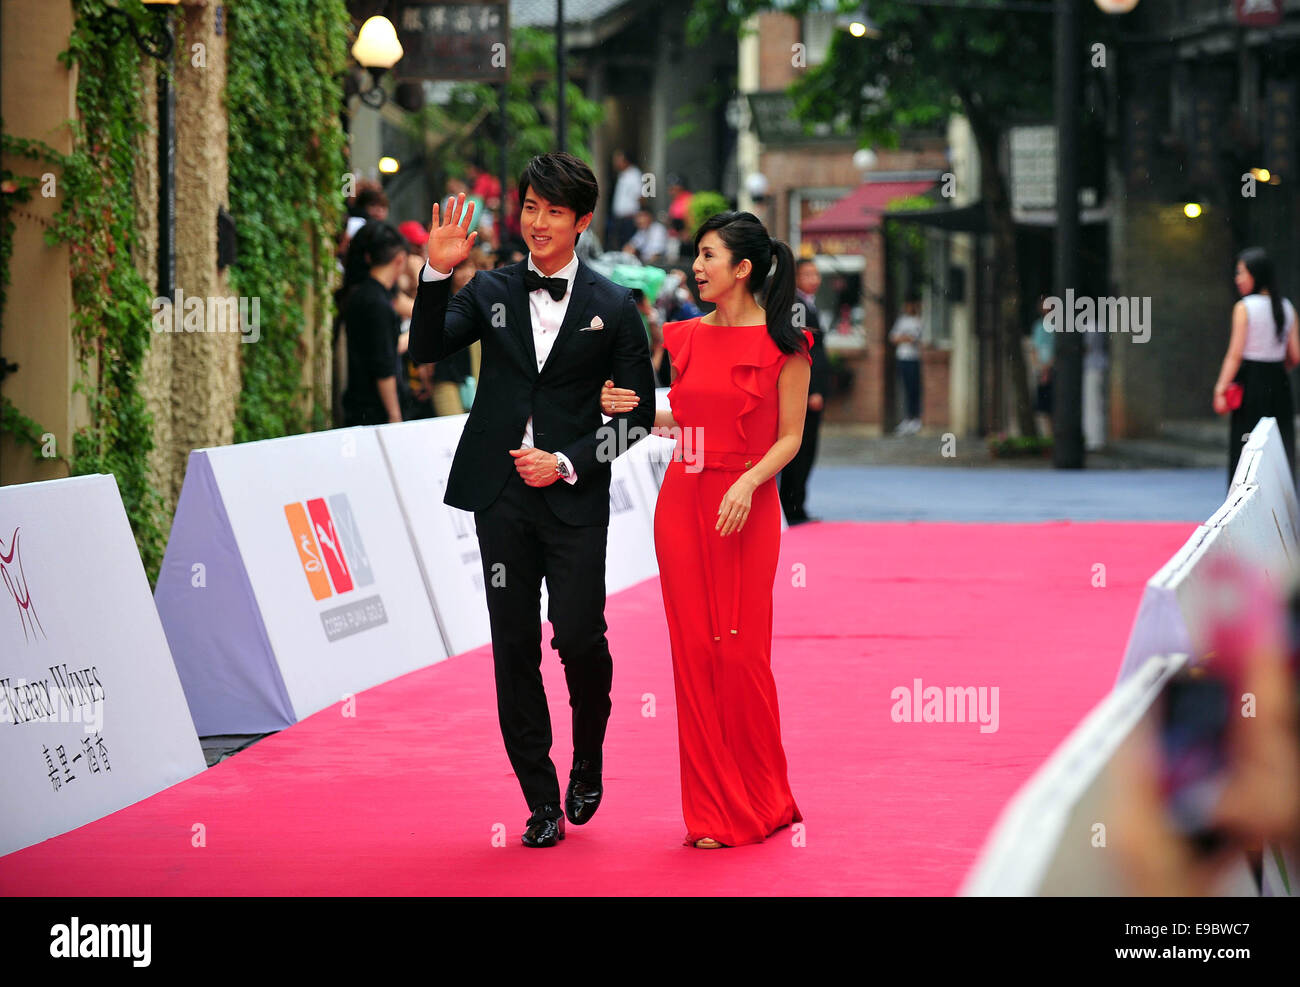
[780,407,822,518]
[474,470,613,812]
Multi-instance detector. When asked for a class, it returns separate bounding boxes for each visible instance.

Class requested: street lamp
[351,15,404,109]
[835,7,881,39]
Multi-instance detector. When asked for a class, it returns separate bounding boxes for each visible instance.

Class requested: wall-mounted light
[352,16,404,109]
[98,0,179,61]
[1250,167,1271,183]
[836,7,881,39]
[1183,202,1202,219]
[378,157,400,175]
[1094,0,1140,12]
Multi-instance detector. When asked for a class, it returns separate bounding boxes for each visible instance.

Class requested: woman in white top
[1213,247,1299,488]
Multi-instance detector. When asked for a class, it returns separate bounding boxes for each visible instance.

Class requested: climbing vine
[0,1,165,578]
[0,134,52,458]
[225,0,349,441]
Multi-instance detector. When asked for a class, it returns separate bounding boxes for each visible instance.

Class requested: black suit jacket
[796,295,832,398]
[409,258,656,526]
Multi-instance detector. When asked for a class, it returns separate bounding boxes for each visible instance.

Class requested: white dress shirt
[627,221,668,261]
[612,166,643,218]
[422,255,579,483]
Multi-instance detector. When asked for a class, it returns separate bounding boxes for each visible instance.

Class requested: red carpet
[0,522,1191,896]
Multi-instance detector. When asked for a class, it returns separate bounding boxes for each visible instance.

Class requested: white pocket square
[579,316,604,332]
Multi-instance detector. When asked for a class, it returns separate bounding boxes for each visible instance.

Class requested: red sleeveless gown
[654,316,809,847]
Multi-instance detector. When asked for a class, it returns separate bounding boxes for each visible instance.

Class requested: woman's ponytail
[764,238,803,355]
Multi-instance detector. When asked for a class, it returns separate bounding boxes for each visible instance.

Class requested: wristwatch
[555,457,571,479]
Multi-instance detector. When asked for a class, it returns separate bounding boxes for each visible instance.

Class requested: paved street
[806,425,1224,523]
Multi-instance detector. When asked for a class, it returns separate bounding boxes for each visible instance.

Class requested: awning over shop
[884,201,1112,233]
[800,179,937,254]
[885,202,990,233]
[802,180,937,234]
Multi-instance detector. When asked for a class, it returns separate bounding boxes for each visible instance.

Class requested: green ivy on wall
[0,134,53,459]
[0,1,166,578]
[226,0,349,442]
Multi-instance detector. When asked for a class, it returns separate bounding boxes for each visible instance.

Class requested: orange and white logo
[284,494,373,601]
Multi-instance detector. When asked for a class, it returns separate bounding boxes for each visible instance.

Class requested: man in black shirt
[342,223,409,426]
[781,258,831,523]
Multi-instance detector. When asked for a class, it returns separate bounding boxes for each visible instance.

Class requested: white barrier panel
[972,415,1297,893]
[1232,416,1299,552]
[962,652,1258,896]
[155,429,447,735]
[377,417,490,656]
[1116,418,1298,684]
[378,416,661,656]
[0,475,206,856]
[606,451,660,593]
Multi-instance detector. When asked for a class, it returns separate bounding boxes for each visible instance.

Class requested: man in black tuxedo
[409,153,656,848]
[780,258,830,523]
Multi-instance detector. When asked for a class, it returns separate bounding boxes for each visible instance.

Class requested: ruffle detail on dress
[663,317,698,387]
[729,329,814,443]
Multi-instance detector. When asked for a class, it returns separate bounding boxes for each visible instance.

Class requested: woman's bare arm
[739,356,810,489]
[715,356,810,536]
[1214,301,1249,394]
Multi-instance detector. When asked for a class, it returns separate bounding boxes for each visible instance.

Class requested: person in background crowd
[889,297,923,435]
[397,220,434,419]
[629,287,668,385]
[1083,316,1109,452]
[1029,294,1054,439]
[609,149,642,249]
[648,318,671,387]
[494,236,527,268]
[780,258,829,524]
[467,159,501,202]
[337,181,389,268]
[424,255,478,417]
[667,217,692,266]
[623,205,669,265]
[1214,246,1299,488]
[667,175,693,226]
[663,268,702,323]
[342,222,408,426]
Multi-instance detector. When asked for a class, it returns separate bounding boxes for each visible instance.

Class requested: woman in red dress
[603,211,809,847]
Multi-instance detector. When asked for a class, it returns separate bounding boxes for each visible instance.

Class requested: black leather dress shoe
[565,759,603,825]
[522,805,565,848]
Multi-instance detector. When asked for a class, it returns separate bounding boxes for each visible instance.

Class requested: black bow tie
[523,268,568,302]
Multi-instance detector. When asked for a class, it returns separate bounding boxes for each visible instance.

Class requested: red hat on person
[399,220,428,250]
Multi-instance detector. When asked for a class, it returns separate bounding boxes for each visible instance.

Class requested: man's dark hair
[517,152,599,220]
[359,221,407,269]
[795,257,817,271]
[353,183,388,217]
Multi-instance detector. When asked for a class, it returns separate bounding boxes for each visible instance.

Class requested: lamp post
[98,0,179,301]
[1049,0,1139,468]
[351,15,405,109]
[557,0,567,153]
